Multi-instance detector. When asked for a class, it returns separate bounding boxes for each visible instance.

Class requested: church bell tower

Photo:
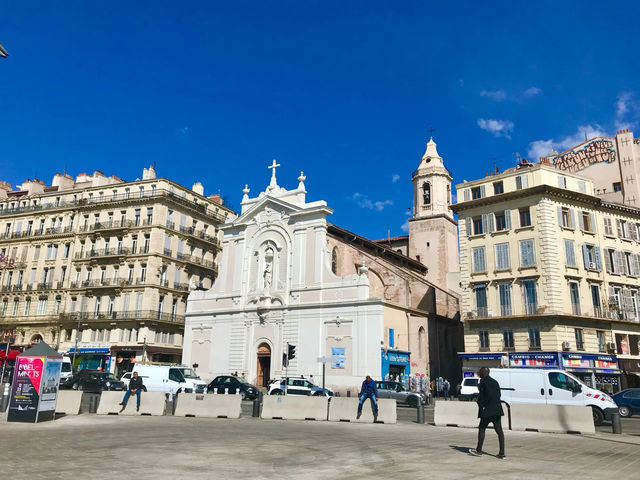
[408,136,459,288]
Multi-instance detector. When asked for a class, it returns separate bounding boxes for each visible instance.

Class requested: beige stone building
[548,129,640,206]
[454,161,640,392]
[0,166,233,376]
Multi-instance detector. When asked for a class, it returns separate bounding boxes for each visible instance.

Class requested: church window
[423,183,431,205]
[331,248,338,274]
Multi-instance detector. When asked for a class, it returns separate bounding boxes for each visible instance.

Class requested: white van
[490,368,617,425]
[59,357,74,387]
[174,366,207,393]
[120,365,189,395]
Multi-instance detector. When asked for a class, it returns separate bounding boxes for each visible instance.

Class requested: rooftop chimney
[142,165,156,180]
[191,182,204,196]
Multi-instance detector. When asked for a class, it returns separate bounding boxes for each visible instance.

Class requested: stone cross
[268,159,280,189]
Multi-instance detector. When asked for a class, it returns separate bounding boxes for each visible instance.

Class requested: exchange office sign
[552,138,616,173]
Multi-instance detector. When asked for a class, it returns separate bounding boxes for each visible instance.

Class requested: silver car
[375,381,427,406]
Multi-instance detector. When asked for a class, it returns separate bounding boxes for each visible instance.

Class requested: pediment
[231,195,302,228]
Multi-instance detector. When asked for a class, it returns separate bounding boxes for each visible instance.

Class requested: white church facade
[183,139,462,392]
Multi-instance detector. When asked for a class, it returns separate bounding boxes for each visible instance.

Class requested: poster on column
[7,356,44,422]
[38,358,62,412]
[331,347,345,369]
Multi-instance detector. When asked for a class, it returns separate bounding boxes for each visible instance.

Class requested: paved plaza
[3,414,640,480]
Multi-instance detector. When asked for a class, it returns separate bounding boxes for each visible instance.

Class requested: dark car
[613,388,640,417]
[69,370,126,393]
[207,375,259,400]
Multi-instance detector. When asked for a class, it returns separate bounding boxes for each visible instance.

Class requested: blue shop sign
[68,347,110,354]
[459,353,503,361]
[509,352,560,368]
[381,349,411,377]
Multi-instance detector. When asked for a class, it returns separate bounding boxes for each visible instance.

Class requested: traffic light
[287,343,296,360]
[282,352,289,368]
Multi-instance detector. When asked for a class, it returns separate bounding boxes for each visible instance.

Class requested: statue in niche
[263,247,274,289]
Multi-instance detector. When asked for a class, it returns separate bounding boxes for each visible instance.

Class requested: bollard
[416,403,425,424]
[347,390,351,398]
[225,388,229,394]
[611,410,622,434]
[236,388,240,395]
[1,383,9,412]
[214,388,218,394]
[252,391,262,417]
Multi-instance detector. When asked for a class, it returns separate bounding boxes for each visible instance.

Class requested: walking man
[469,367,505,459]
[120,371,144,412]
[356,375,379,421]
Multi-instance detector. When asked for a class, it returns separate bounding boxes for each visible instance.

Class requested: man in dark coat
[120,371,145,412]
[469,367,505,458]
[356,375,379,421]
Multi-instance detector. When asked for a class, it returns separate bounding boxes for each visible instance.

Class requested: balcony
[0,189,227,222]
[79,220,133,233]
[37,282,54,290]
[74,247,131,260]
[59,310,184,324]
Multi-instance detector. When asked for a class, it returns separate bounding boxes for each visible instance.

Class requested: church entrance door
[256,343,271,388]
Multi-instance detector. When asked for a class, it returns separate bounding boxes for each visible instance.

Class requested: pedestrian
[469,367,505,459]
[119,371,144,412]
[356,375,379,421]
[443,379,450,400]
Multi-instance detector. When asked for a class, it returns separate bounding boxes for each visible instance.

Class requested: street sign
[317,357,331,363]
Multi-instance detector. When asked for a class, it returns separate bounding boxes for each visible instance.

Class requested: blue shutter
[582,244,589,269]
[389,328,395,348]
[557,206,563,226]
[594,246,602,271]
[504,209,511,230]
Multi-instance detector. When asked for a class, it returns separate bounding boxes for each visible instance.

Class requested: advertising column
[7,356,44,422]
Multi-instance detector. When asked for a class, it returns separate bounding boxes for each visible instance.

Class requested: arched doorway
[256,343,271,388]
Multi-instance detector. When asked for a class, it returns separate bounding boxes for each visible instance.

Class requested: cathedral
[182,138,462,393]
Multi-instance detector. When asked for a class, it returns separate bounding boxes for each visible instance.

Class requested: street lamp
[71,315,82,370]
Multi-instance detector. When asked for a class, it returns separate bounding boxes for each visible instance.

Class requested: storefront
[614,358,640,390]
[68,343,111,371]
[381,349,411,379]
[560,353,620,393]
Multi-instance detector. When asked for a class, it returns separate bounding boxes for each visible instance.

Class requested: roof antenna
[491,155,504,174]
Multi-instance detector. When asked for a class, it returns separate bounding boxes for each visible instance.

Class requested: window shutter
[465,217,472,237]
[504,209,511,230]
[479,185,486,198]
[488,213,495,233]
[516,176,522,190]
[482,214,488,233]
[590,213,596,234]
[616,219,623,238]
[569,209,576,229]
[558,176,564,187]
[578,212,584,231]
[604,249,613,273]
[582,244,589,269]
[522,175,528,188]
[594,247,603,271]
[629,224,638,242]
[464,189,470,202]
[615,250,626,274]
[623,288,634,316]
[557,206,563,226]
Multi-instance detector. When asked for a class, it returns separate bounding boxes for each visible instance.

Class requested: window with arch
[423,183,431,205]
[331,248,338,274]
[418,327,426,357]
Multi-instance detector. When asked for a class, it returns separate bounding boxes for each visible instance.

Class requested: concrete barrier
[174,394,241,418]
[510,404,595,434]
[261,395,328,421]
[433,401,480,428]
[327,397,396,424]
[55,391,83,415]
[97,391,166,416]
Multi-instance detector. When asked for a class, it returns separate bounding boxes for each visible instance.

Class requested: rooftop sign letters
[552,138,616,173]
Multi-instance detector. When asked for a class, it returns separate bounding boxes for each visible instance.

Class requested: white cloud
[524,87,542,97]
[351,193,393,211]
[527,124,607,160]
[176,126,191,138]
[400,219,409,233]
[480,89,507,101]
[391,174,400,184]
[477,118,514,138]
[615,91,637,130]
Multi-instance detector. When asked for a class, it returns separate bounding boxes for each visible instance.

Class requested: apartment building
[0,166,234,376]
[453,160,640,392]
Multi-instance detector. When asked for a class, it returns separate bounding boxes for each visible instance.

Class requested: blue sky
[1,2,639,239]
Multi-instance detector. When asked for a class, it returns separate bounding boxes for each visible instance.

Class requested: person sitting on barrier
[119,371,144,412]
[356,375,378,421]
[469,367,505,459]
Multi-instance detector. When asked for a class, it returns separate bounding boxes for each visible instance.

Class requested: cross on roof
[268,159,281,189]
[428,126,435,139]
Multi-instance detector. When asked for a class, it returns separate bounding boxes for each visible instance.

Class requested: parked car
[207,375,260,400]
[490,368,617,425]
[612,388,640,417]
[69,370,126,392]
[459,377,480,401]
[120,364,188,395]
[268,377,334,396]
[375,381,427,407]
